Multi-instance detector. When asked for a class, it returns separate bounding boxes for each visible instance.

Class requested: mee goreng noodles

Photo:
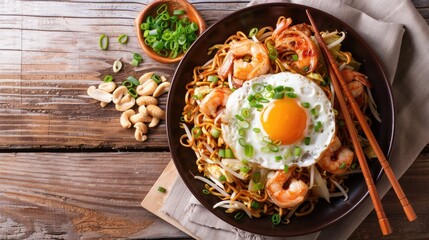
[180,16,379,224]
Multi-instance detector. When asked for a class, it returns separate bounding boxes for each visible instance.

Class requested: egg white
[221,72,335,169]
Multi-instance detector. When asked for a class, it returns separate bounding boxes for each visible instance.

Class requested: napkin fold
[162,0,429,239]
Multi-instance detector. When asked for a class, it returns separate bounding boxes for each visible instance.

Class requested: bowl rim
[167,2,395,236]
[134,0,207,64]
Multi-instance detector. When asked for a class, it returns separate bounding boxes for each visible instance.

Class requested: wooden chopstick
[305,10,395,235]
[305,9,417,224]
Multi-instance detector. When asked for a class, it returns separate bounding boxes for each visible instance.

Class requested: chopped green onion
[252,172,261,183]
[113,60,122,73]
[284,165,289,174]
[133,52,143,62]
[234,211,244,220]
[252,128,260,133]
[265,84,273,91]
[247,94,255,101]
[240,165,250,173]
[238,138,246,147]
[254,93,263,99]
[118,34,128,44]
[268,48,278,60]
[249,100,263,109]
[122,80,134,89]
[225,149,234,158]
[284,150,292,159]
[251,201,260,209]
[99,34,108,50]
[237,120,250,129]
[210,129,220,138]
[131,59,139,67]
[333,109,338,116]
[151,74,162,84]
[156,4,168,14]
[264,92,274,98]
[275,155,283,162]
[238,128,245,136]
[274,86,284,93]
[219,175,226,181]
[241,108,250,118]
[304,137,311,145]
[310,107,318,116]
[173,9,185,15]
[284,87,294,92]
[193,93,203,100]
[126,76,140,86]
[207,75,218,83]
[271,214,281,225]
[218,149,225,158]
[128,87,138,98]
[273,92,284,99]
[294,146,301,156]
[257,98,269,103]
[303,66,309,72]
[286,92,297,98]
[262,136,272,143]
[339,162,347,170]
[202,189,210,195]
[301,102,310,108]
[241,159,248,165]
[253,182,264,191]
[292,54,298,61]
[235,114,244,121]
[103,75,113,82]
[267,143,279,152]
[192,126,202,138]
[249,28,258,37]
[321,76,330,86]
[351,162,358,169]
[252,83,264,93]
[244,144,254,158]
[314,121,322,132]
[157,186,167,193]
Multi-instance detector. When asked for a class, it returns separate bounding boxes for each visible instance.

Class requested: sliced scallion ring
[99,34,108,50]
[113,60,123,73]
[103,75,113,82]
[118,34,128,44]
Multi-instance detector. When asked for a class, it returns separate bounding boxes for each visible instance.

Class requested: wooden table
[0,0,428,239]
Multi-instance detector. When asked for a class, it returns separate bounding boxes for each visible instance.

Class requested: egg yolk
[260,98,307,145]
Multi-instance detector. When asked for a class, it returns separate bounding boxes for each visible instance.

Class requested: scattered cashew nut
[120,109,135,128]
[98,81,117,93]
[112,86,128,104]
[137,80,157,96]
[134,122,148,142]
[149,117,160,128]
[115,94,136,111]
[146,104,165,119]
[136,96,158,106]
[100,101,109,107]
[139,72,154,84]
[87,86,113,103]
[130,113,152,125]
[153,82,171,98]
[138,105,147,115]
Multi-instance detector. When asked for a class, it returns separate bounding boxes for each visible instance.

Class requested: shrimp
[318,136,354,174]
[348,81,364,98]
[218,39,270,87]
[341,69,372,88]
[266,170,309,209]
[198,88,231,117]
[273,17,319,74]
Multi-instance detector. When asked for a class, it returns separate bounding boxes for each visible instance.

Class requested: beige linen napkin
[162,0,429,239]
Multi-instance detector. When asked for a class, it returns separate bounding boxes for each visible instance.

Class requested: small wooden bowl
[135,0,206,64]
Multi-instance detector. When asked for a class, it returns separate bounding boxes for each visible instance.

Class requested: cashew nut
[153,82,171,97]
[138,105,148,115]
[120,109,135,128]
[115,94,136,111]
[146,104,165,119]
[112,86,128,104]
[137,80,158,96]
[100,101,109,107]
[136,96,158,106]
[87,86,113,103]
[139,72,154,84]
[98,81,117,93]
[134,122,148,142]
[130,113,152,124]
[149,117,160,128]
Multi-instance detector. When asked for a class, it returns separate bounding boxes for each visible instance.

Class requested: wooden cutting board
[141,160,199,239]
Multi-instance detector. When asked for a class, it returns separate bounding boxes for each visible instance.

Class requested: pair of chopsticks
[305,10,417,235]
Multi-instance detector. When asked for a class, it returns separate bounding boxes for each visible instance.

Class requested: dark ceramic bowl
[167,3,394,237]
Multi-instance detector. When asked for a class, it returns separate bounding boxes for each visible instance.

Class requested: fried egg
[221,72,335,169]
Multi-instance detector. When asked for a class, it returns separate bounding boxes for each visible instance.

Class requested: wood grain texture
[0,152,188,239]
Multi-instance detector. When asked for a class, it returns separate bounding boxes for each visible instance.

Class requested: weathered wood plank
[0,152,187,239]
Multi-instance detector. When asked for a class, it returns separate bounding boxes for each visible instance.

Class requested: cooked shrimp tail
[266,170,309,208]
